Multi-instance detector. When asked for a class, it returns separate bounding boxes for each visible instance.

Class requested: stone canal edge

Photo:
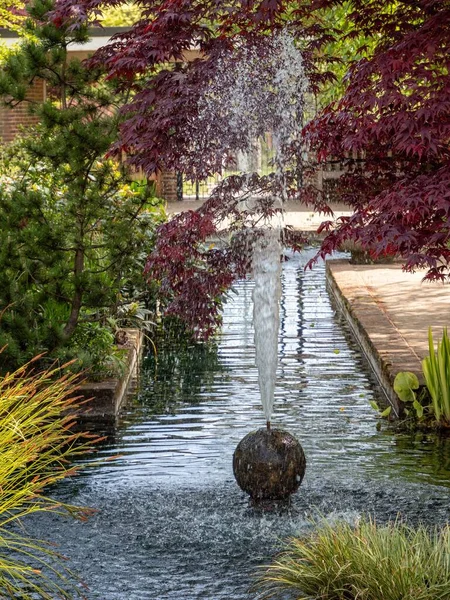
[326,259,450,417]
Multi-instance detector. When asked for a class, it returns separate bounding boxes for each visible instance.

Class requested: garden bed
[75,329,144,423]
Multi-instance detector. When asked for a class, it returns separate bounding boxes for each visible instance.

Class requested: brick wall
[0,78,45,143]
[0,76,349,204]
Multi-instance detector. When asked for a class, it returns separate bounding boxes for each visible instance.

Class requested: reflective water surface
[29,249,450,599]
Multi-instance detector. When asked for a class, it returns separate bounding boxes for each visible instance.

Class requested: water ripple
[25,248,450,600]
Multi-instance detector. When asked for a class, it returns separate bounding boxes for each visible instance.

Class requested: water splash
[252,230,282,425]
[196,30,307,175]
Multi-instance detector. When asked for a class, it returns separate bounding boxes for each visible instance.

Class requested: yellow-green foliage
[0,356,96,598]
[258,518,450,600]
[0,1,25,33]
[101,2,142,26]
[0,1,28,62]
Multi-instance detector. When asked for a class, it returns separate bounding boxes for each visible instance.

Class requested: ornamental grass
[0,355,98,598]
[257,518,450,600]
[422,327,450,425]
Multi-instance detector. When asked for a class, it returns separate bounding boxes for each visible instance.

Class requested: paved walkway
[327,260,450,413]
[166,199,352,231]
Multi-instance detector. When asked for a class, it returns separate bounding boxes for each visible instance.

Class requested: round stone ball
[233,427,306,501]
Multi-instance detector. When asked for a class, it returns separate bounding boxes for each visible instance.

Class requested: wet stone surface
[233,427,306,500]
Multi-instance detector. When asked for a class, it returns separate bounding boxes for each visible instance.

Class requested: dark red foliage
[51,0,450,337]
[144,209,233,340]
[145,173,307,339]
[53,0,333,177]
[51,0,319,336]
[304,0,450,279]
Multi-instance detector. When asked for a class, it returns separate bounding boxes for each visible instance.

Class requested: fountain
[196,31,309,501]
[233,230,306,502]
[13,26,450,600]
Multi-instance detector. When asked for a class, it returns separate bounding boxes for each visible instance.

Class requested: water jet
[201,31,309,501]
[233,228,307,502]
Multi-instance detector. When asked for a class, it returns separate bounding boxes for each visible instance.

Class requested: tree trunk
[63,246,84,339]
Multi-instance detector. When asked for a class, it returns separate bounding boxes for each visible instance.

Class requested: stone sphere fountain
[233,426,306,502]
[233,231,306,503]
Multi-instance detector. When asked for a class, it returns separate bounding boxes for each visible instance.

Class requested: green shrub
[0,0,166,375]
[0,356,97,598]
[0,152,165,375]
[55,321,127,381]
[257,518,450,600]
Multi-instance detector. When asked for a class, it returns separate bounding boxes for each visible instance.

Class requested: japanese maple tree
[51,0,326,337]
[51,0,450,337]
[304,0,450,279]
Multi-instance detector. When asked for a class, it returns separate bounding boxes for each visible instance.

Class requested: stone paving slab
[166,200,352,231]
[327,260,450,414]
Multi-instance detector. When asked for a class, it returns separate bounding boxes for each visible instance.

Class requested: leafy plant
[371,370,429,423]
[393,371,424,419]
[314,1,377,109]
[0,355,97,598]
[393,371,419,403]
[58,321,127,381]
[372,329,450,428]
[369,399,392,419]
[257,518,450,600]
[422,327,450,425]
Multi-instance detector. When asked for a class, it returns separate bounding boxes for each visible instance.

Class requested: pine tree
[0,0,164,372]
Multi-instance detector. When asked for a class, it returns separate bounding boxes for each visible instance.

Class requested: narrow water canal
[31,248,450,599]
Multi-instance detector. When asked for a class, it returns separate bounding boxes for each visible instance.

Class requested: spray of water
[196,31,308,425]
[252,230,282,426]
[196,31,307,172]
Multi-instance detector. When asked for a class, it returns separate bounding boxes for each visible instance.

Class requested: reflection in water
[138,342,228,413]
[381,430,450,484]
[24,249,450,600]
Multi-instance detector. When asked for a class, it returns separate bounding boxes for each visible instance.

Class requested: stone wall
[76,329,144,423]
